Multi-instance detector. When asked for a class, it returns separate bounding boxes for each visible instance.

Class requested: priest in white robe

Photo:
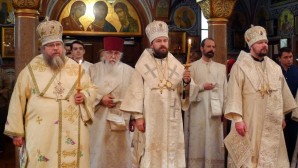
[225,26,297,168]
[89,37,134,168]
[185,38,227,168]
[4,19,96,168]
[120,20,191,168]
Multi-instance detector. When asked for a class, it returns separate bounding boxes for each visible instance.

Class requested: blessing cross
[144,64,157,78]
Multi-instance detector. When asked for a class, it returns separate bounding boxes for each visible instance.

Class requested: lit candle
[186,39,192,64]
[77,60,82,90]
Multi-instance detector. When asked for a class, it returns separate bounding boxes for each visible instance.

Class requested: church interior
[1,0,298,167]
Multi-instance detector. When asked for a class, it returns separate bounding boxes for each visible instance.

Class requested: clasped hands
[203,82,216,90]
[101,94,116,108]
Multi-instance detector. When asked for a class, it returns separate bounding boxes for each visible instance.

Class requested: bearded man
[184,38,227,168]
[114,2,139,32]
[120,20,191,168]
[88,37,134,168]
[225,26,297,168]
[4,19,96,167]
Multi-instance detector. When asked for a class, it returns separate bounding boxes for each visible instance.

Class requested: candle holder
[77,60,82,93]
[184,39,192,70]
[76,87,82,93]
[184,63,191,69]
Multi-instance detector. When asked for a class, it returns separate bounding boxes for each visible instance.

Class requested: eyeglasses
[45,42,63,49]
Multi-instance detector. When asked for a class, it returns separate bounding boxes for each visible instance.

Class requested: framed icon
[169,31,186,53]
[1,27,14,58]
[59,0,142,36]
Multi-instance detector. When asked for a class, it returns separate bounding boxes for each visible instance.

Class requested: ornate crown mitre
[145,20,169,43]
[244,25,268,48]
[36,17,63,46]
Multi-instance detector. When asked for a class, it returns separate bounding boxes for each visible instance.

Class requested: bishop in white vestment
[4,19,96,168]
[120,21,191,168]
[225,26,297,168]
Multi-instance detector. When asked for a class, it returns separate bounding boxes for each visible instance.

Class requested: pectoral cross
[258,84,271,98]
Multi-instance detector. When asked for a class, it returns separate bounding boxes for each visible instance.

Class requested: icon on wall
[59,0,142,36]
[173,6,196,30]
[279,9,294,36]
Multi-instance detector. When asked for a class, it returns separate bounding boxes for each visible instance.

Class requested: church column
[198,0,237,64]
[12,1,41,167]
[12,0,41,75]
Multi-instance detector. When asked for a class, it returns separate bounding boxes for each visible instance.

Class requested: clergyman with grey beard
[88,37,134,168]
[4,18,97,167]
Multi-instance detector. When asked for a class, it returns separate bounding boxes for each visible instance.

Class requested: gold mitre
[36,17,63,46]
[145,20,169,43]
[244,25,268,48]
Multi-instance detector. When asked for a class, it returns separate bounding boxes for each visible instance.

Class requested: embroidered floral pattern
[62,149,77,158]
[66,137,75,145]
[65,64,77,76]
[61,161,77,168]
[53,81,65,99]
[63,106,78,123]
[37,150,49,162]
[65,131,76,145]
[31,58,47,72]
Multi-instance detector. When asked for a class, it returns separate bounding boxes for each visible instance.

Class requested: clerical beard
[104,61,121,76]
[153,47,168,59]
[204,51,214,58]
[43,53,66,71]
[257,49,268,57]
[252,47,268,58]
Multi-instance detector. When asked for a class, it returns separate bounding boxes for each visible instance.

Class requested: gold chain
[254,60,271,98]
[153,56,172,94]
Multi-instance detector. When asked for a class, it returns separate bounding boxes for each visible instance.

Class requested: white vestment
[291,137,298,168]
[82,60,93,73]
[291,94,298,168]
[120,49,186,168]
[4,55,96,168]
[88,61,134,168]
[184,59,227,168]
[225,51,297,168]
